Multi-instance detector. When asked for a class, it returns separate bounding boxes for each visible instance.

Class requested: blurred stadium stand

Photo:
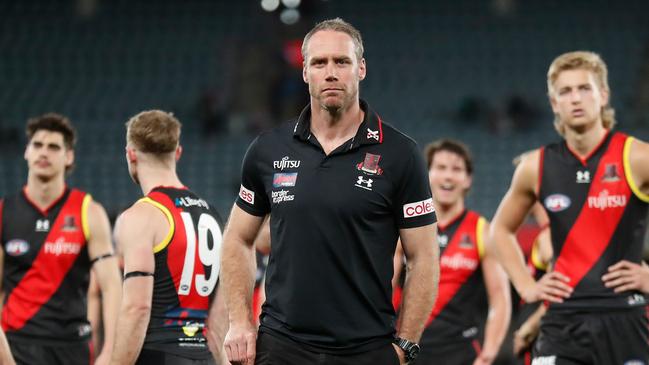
[1,0,648,219]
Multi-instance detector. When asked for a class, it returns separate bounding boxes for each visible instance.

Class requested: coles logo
[544,194,571,212]
[403,198,435,218]
[5,239,29,256]
[239,185,255,204]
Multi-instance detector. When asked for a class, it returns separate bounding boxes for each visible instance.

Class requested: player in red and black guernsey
[221,18,439,365]
[0,113,122,365]
[414,139,510,365]
[490,51,649,364]
[110,110,227,365]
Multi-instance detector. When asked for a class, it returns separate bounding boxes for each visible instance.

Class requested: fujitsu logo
[587,189,627,211]
[441,253,478,271]
[44,237,81,256]
[273,156,300,170]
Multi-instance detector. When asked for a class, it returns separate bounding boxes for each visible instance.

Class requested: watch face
[409,344,420,360]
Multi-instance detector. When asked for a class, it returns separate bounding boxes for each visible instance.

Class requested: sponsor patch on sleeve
[403,198,435,218]
[239,185,255,205]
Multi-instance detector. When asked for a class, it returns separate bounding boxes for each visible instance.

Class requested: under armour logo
[355,176,373,190]
[35,219,50,232]
[438,234,448,248]
[576,170,590,184]
[367,128,379,141]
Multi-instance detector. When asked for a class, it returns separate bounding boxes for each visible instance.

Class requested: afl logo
[544,194,571,212]
[5,239,30,256]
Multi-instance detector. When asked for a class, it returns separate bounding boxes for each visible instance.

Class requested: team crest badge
[62,215,79,232]
[602,163,621,182]
[356,153,383,175]
[459,234,474,249]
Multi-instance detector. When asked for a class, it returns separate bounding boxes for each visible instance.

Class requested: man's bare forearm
[481,294,511,359]
[110,299,151,365]
[221,237,257,324]
[396,253,438,342]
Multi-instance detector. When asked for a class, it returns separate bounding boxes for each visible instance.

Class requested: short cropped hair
[126,110,181,154]
[302,17,364,62]
[424,138,474,175]
[547,51,616,135]
[26,113,76,150]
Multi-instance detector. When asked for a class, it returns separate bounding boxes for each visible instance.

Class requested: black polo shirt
[235,99,437,353]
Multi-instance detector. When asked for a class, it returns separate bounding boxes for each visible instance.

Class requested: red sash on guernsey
[2,190,88,331]
[553,133,630,289]
[426,211,481,326]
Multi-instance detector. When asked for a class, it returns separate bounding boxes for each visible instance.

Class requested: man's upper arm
[481,221,510,303]
[224,205,265,249]
[628,138,649,199]
[492,150,540,234]
[114,203,162,276]
[86,200,114,259]
[399,224,438,260]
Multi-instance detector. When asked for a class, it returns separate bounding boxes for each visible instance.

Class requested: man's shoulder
[255,121,297,143]
[377,120,418,150]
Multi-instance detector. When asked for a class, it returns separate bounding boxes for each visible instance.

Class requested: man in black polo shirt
[221,18,439,365]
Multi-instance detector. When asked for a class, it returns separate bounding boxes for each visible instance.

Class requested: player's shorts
[532,307,649,365]
[254,331,399,365]
[8,337,92,365]
[415,338,480,365]
[136,349,217,365]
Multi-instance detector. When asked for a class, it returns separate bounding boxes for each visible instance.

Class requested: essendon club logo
[403,198,435,218]
[62,215,79,232]
[239,185,255,204]
[602,163,621,183]
[356,153,383,175]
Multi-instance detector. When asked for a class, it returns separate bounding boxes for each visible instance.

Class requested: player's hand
[223,322,257,365]
[513,324,538,356]
[602,260,649,294]
[472,350,496,365]
[520,271,572,303]
[391,343,407,364]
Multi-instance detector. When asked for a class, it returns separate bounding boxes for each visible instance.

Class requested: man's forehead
[31,130,65,144]
[554,68,597,86]
[306,30,355,57]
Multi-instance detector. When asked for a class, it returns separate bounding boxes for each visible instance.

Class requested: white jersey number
[177,212,222,297]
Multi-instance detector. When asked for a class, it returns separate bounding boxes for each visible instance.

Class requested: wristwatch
[393,337,420,363]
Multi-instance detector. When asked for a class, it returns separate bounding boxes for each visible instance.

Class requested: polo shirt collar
[293,99,384,148]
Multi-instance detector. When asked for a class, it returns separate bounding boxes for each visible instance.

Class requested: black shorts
[136,349,216,365]
[415,338,480,365]
[8,338,92,365]
[533,307,649,365]
[255,331,399,365]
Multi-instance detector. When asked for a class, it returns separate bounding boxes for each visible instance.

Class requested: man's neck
[563,121,608,158]
[310,99,364,154]
[25,174,66,211]
[435,200,465,228]
[138,166,183,196]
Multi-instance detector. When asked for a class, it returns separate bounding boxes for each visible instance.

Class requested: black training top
[236,99,437,353]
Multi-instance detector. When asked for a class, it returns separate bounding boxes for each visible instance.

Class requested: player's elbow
[122,297,152,317]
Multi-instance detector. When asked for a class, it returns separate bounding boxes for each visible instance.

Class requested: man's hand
[473,350,497,365]
[391,343,406,365]
[602,260,649,294]
[520,271,572,303]
[513,326,537,356]
[223,322,257,365]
